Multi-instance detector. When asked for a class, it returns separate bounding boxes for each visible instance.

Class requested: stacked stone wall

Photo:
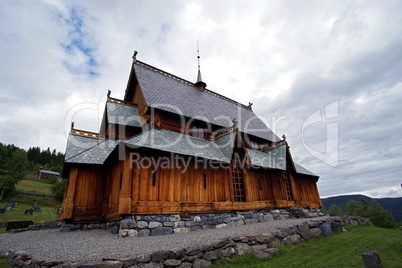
[61,208,324,237]
[4,216,372,267]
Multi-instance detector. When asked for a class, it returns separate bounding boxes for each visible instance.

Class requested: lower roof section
[64,128,317,177]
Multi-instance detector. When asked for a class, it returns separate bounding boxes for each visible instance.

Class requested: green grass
[0,255,11,268]
[15,179,52,194]
[0,199,60,226]
[212,225,402,268]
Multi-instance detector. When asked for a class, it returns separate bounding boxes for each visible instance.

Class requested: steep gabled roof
[132,61,281,143]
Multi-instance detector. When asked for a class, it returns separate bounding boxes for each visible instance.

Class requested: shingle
[65,135,120,164]
[214,131,235,160]
[107,102,141,127]
[125,128,230,163]
[294,162,318,177]
[64,135,101,161]
[247,145,287,170]
[134,62,281,142]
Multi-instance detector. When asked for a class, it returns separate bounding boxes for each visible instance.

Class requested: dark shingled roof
[65,135,120,165]
[125,128,230,163]
[134,62,281,142]
[106,102,141,127]
[247,145,287,170]
[214,131,236,160]
[294,162,318,177]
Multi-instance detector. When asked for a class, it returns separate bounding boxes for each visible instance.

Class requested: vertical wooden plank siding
[60,167,78,219]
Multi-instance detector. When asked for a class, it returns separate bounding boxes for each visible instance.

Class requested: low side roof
[294,162,318,177]
[64,134,120,165]
[106,101,141,127]
[214,131,235,160]
[247,145,287,170]
[125,128,230,163]
[133,62,281,143]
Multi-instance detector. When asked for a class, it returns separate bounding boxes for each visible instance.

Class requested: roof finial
[132,50,138,62]
[195,41,207,90]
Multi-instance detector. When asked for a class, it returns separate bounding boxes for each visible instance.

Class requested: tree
[328,204,344,216]
[345,197,397,228]
[0,147,29,200]
[51,179,67,202]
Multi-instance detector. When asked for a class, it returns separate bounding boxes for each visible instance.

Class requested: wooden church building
[61,53,322,224]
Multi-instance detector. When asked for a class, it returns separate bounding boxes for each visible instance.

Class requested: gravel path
[0,217,329,263]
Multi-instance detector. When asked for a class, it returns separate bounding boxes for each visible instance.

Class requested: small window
[258,178,262,191]
[203,174,207,189]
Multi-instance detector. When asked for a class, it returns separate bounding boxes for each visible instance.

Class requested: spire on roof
[195,41,207,90]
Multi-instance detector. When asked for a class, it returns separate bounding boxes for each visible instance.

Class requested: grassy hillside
[321,195,402,222]
[212,225,402,268]
[15,179,52,194]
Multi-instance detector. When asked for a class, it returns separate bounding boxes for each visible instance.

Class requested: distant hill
[321,194,402,222]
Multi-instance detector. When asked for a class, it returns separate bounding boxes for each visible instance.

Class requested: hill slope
[321,194,402,222]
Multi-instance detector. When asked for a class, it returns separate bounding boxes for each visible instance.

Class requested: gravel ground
[0,216,329,263]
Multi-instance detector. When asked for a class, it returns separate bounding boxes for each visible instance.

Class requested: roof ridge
[135,60,252,110]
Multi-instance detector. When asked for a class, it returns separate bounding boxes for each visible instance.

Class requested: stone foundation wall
[61,208,324,237]
[5,216,372,268]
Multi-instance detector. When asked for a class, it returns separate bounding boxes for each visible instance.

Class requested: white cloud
[0,0,401,198]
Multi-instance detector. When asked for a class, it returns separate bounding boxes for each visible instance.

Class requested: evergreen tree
[0,145,29,200]
[328,204,344,216]
[346,197,397,228]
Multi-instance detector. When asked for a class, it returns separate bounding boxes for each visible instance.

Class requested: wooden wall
[62,152,322,223]
[61,165,105,222]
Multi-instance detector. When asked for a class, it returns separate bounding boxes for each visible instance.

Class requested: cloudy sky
[1,0,401,198]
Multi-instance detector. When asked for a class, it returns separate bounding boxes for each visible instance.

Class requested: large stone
[174,221,186,228]
[215,223,227,229]
[185,245,201,256]
[362,251,383,268]
[119,219,137,229]
[320,223,333,237]
[211,238,231,249]
[182,253,204,263]
[255,234,276,244]
[282,234,303,245]
[331,221,342,233]
[163,222,175,227]
[151,250,172,262]
[169,248,186,259]
[193,259,212,268]
[137,229,151,237]
[308,221,320,228]
[221,247,236,258]
[173,227,190,234]
[148,221,162,229]
[310,227,323,238]
[296,223,313,240]
[251,244,267,253]
[119,229,137,237]
[137,221,149,229]
[264,248,280,255]
[178,262,192,268]
[235,243,252,256]
[163,259,181,267]
[151,227,172,236]
[204,250,218,261]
